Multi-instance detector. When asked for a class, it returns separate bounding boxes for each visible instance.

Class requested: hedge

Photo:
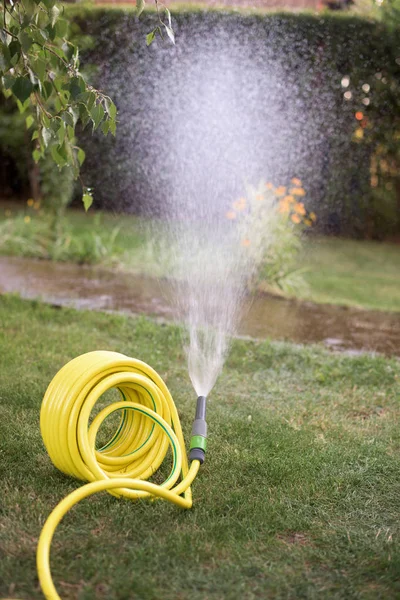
[2,6,400,237]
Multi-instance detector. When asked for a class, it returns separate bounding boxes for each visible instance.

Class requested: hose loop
[38,350,200,600]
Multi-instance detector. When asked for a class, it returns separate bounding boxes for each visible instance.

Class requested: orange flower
[290,187,306,197]
[274,186,286,197]
[27,198,34,207]
[278,200,290,214]
[233,198,246,211]
[304,218,312,227]
[256,194,264,201]
[354,128,364,140]
[291,177,302,186]
[291,214,301,224]
[294,202,306,216]
[265,182,274,190]
[355,111,363,121]
[283,195,295,203]
[226,211,236,220]
[309,212,317,222]
[241,239,251,247]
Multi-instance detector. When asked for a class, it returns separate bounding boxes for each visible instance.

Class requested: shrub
[225,178,315,293]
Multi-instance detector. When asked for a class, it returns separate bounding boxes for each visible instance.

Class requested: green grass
[0,295,399,599]
[297,237,400,312]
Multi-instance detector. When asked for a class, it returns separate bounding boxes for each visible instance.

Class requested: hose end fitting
[189,395,207,465]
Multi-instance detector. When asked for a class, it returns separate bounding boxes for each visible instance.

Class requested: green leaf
[32,57,46,82]
[90,103,105,130]
[26,115,34,129]
[146,30,156,46]
[101,120,110,135]
[42,81,53,100]
[109,119,116,136]
[18,31,33,53]
[51,144,67,168]
[137,0,145,17]
[78,90,96,110]
[46,24,57,42]
[165,7,172,28]
[72,46,79,69]
[57,120,66,145]
[29,28,48,44]
[16,98,30,114]
[77,147,86,166]
[51,5,60,27]
[83,192,93,212]
[62,111,74,128]
[164,25,175,45]
[55,18,68,38]
[0,46,11,73]
[41,0,57,8]
[32,130,39,140]
[2,74,15,90]
[32,148,42,163]
[8,40,21,63]
[68,106,79,127]
[70,76,85,100]
[49,46,67,62]
[79,103,91,128]
[105,98,117,120]
[12,77,34,103]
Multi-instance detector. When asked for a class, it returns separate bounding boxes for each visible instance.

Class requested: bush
[224,177,315,293]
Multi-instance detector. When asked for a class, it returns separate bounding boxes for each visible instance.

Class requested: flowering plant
[226,178,316,293]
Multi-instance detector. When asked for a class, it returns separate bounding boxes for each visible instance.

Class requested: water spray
[36,350,207,600]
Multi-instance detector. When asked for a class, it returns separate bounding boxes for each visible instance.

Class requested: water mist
[145,48,301,397]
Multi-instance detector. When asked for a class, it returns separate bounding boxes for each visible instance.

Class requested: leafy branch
[0,0,175,209]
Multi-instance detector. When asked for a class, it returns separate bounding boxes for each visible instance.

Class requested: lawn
[0,294,399,599]
[297,237,400,312]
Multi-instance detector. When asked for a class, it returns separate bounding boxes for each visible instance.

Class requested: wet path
[1,256,400,356]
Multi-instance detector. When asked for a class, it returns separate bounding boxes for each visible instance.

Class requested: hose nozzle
[189,395,207,465]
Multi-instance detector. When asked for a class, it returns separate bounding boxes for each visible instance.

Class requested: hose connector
[189,395,207,465]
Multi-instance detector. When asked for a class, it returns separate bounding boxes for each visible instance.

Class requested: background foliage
[0,0,118,211]
[1,7,400,239]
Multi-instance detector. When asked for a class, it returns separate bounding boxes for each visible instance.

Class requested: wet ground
[1,255,400,356]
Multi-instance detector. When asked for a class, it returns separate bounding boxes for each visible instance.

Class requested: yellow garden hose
[36,350,207,600]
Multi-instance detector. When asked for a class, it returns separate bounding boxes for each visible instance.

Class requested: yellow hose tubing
[37,350,201,600]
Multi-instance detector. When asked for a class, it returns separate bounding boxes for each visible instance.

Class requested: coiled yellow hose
[37,350,201,600]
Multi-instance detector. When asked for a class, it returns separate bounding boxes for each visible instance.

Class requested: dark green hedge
[68,7,399,237]
[2,6,400,237]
